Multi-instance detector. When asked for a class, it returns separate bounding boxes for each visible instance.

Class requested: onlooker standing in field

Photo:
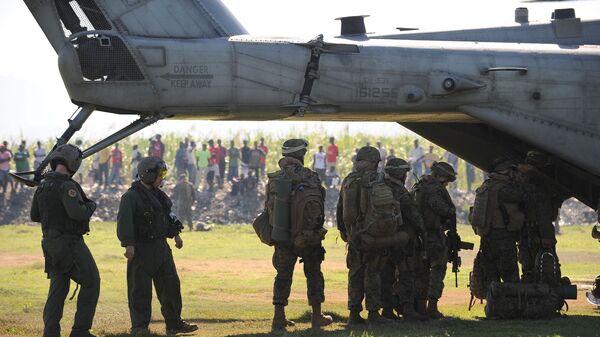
[312,145,327,183]
[227,140,240,181]
[423,145,439,175]
[131,144,142,181]
[109,143,123,186]
[187,141,198,188]
[175,141,188,178]
[98,147,111,187]
[0,144,12,194]
[249,141,262,180]
[195,143,210,190]
[171,173,196,231]
[445,151,458,172]
[240,140,251,178]
[466,162,476,192]
[376,140,387,172]
[216,139,227,186]
[2,141,14,191]
[409,139,424,178]
[326,137,338,172]
[149,134,165,159]
[207,141,220,191]
[34,141,47,169]
[30,144,100,337]
[117,157,198,335]
[13,142,30,192]
[387,148,396,163]
[258,137,269,178]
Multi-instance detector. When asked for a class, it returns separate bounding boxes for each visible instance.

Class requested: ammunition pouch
[359,231,409,249]
[293,228,327,249]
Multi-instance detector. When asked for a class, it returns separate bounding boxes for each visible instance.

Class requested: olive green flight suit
[117,181,185,330]
[413,175,455,301]
[30,172,99,337]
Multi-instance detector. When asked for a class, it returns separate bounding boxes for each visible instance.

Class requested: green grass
[0,224,598,337]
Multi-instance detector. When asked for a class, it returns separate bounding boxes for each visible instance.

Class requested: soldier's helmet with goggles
[356,146,381,163]
[137,157,168,184]
[385,158,411,175]
[282,139,308,156]
[488,157,517,173]
[431,161,457,182]
[48,144,83,174]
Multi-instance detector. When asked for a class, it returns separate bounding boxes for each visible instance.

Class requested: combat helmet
[282,139,308,156]
[431,161,456,182]
[137,157,168,184]
[48,144,82,174]
[356,146,381,163]
[385,158,411,176]
[525,150,550,169]
[488,157,517,173]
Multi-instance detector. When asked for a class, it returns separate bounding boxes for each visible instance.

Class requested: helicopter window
[74,34,144,82]
[56,0,111,36]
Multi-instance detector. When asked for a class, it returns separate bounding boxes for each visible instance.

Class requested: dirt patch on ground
[0,253,42,267]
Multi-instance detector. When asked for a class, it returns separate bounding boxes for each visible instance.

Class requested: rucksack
[470,182,490,236]
[252,211,273,246]
[344,171,401,241]
[469,250,487,300]
[485,281,562,319]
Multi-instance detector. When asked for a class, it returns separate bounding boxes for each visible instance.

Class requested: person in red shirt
[257,137,268,179]
[109,143,124,186]
[207,140,220,190]
[326,137,339,173]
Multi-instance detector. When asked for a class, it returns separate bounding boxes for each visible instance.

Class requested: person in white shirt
[187,141,198,188]
[312,145,327,183]
[409,139,424,177]
[33,141,46,169]
[376,141,387,172]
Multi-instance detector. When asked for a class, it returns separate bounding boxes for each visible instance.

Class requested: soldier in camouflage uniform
[171,173,196,231]
[337,146,400,325]
[413,161,457,319]
[470,157,527,296]
[381,158,428,320]
[517,151,565,283]
[267,139,333,332]
[117,157,197,335]
[30,144,99,337]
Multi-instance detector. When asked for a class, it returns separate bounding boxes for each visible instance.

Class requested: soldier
[517,151,564,284]
[117,157,198,335]
[267,139,333,332]
[171,173,196,231]
[337,146,407,325]
[381,158,428,321]
[30,144,99,337]
[413,161,457,319]
[470,157,526,297]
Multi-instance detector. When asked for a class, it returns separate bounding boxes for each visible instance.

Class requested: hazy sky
[1,0,599,142]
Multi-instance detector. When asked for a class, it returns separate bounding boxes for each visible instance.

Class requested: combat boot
[367,310,394,324]
[416,299,428,315]
[69,330,96,337]
[347,310,366,326]
[166,320,198,335]
[426,299,445,319]
[271,305,295,332]
[381,307,399,320]
[402,302,428,321]
[311,304,333,330]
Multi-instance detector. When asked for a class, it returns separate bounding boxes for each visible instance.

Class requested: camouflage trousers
[347,246,388,312]
[381,248,418,309]
[480,229,519,286]
[415,239,448,301]
[272,243,325,306]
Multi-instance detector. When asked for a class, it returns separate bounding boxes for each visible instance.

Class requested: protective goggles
[157,162,168,179]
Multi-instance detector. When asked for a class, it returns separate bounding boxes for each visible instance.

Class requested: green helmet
[282,139,308,155]
[356,146,381,163]
[137,157,168,184]
[489,157,517,173]
[431,161,456,182]
[49,144,82,173]
[385,158,410,175]
[525,150,550,169]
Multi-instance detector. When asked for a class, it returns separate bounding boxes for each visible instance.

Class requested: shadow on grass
[226,313,600,337]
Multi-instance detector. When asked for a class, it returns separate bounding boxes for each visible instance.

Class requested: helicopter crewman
[30,144,100,337]
[117,157,198,335]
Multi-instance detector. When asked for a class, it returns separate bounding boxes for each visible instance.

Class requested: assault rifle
[445,216,474,287]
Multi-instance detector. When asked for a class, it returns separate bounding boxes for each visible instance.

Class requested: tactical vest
[472,177,524,237]
[35,173,89,235]
[413,176,452,231]
[130,182,172,241]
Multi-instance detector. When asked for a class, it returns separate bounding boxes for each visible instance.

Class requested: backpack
[470,181,490,236]
[485,281,562,319]
[469,250,487,300]
[344,171,401,241]
[252,211,273,246]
